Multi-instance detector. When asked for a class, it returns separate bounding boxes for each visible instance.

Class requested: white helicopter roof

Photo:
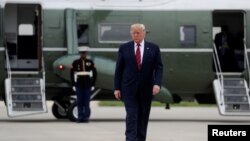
[1,0,250,10]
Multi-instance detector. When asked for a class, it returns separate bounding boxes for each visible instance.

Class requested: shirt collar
[134,40,144,47]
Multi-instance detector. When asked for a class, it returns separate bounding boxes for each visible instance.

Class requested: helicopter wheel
[52,103,68,119]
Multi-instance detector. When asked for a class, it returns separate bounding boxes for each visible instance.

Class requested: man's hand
[72,86,76,92]
[114,90,121,100]
[153,85,160,96]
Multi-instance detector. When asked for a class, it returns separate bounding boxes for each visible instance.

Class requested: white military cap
[78,46,89,52]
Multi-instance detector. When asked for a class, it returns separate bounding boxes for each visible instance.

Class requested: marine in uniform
[70,46,97,122]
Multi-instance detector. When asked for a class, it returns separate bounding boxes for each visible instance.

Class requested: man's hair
[130,23,145,32]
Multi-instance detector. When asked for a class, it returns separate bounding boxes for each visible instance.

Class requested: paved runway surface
[0,101,250,141]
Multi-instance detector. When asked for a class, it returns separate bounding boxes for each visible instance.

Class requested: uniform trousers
[76,86,91,121]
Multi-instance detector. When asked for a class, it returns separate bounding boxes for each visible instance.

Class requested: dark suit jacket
[214,32,234,50]
[114,41,163,99]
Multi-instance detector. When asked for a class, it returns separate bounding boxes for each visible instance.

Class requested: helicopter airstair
[213,44,250,115]
[4,48,47,117]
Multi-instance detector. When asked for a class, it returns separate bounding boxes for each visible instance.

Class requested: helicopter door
[4,4,42,70]
[212,11,245,72]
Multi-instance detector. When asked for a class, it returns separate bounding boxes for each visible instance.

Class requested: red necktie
[136,43,141,70]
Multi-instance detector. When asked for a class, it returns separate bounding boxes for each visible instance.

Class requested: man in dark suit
[114,23,163,141]
[214,25,235,71]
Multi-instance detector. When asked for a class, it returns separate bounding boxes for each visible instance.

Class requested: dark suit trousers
[124,88,152,141]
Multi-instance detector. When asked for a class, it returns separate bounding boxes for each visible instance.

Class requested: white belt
[74,71,93,82]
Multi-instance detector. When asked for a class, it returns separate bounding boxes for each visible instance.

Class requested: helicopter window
[77,24,89,46]
[18,24,34,36]
[180,25,196,46]
[99,23,131,43]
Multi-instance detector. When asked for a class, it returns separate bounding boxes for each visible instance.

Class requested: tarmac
[0,101,250,141]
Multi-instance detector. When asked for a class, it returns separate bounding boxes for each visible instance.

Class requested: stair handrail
[41,55,46,92]
[5,47,12,103]
[212,44,224,102]
[41,53,47,111]
[5,47,12,84]
[243,44,250,89]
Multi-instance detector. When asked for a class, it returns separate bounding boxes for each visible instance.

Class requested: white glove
[72,86,76,92]
[91,86,95,91]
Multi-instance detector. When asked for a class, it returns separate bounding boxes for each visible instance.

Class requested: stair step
[224,96,249,103]
[224,85,246,88]
[11,78,40,85]
[10,71,39,75]
[11,87,41,93]
[12,100,42,102]
[12,102,43,111]
[223,88,247,95]
[223,79,245,87]
[11,85,41,87]
[217,72,242,76]
[224,101,249,104]
[225,103,250,112]
[223,94,246,97]
[11,93,42,103]
[12,84,41,87]
[226,110,250,112]
[11,92,41,96]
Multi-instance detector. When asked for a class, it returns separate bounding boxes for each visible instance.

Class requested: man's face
[131,28,145,44]
[80,52,87,59]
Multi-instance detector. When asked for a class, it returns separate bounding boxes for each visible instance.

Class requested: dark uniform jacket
[70,58,97,88]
